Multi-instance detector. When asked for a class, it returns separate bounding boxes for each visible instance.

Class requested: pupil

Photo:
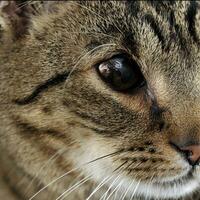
[97,54,144,91]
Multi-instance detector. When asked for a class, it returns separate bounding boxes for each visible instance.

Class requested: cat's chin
[121,168,200,199]
[134,178,199,199]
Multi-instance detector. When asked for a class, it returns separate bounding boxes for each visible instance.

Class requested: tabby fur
[0,1,200,200]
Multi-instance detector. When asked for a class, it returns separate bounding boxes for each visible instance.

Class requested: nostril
[181,149,193,158]
[170,142,200,166]
[180,145,200,166]
[181,149,195,166]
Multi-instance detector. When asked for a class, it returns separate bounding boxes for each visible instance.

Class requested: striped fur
[1,1,200,199]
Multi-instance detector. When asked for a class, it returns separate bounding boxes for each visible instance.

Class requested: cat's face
[58,1,200,199]
[1,1,200,199]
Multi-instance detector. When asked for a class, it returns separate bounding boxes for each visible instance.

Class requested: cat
[0,1,200,199]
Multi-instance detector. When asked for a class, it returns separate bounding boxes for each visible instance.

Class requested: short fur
[1,1,200,200]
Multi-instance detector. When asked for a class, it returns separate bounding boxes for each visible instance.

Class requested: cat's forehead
[74,1,199,61]
[70,1,200,97]
[31,1,200,97]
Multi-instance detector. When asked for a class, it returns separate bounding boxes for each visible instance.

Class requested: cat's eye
[96,55,145,91]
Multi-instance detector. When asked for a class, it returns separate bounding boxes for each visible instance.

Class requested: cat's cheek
[68,135,120,180]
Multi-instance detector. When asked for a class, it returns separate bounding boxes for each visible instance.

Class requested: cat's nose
[180,145,200,166]
[171,143,200,166]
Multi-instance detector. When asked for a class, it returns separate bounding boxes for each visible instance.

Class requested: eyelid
[96,53,146,92]
[92,49,129,67]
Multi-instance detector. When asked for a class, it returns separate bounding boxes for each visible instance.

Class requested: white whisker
[130,180,141,200]
[104,176,122,200]
[28,167,79,200]
[106,181,122,200]
[29,151,120,200]
[26,148,67,194]
[101,174,121,200]
[114,180,124,200]
[63,43,116,89]
[56,175,92,200]
[120,180,134,200]
[86,175,113,200]
[145,172,156,198]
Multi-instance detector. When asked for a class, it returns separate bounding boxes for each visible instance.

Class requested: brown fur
[0,1,200,199]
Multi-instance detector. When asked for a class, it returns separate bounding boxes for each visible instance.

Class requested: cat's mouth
[155,166,195,185]
[121,166,200,199]
[138,167,200,199]
[156,171,195,191]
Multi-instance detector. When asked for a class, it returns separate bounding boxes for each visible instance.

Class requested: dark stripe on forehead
[174,24,189,54]
[148,1,176,11]
[169,10,176,28]
[166,10,188,53]
[186,1,199,44]
[163,10,176,52]
[146,1,176,21]
[122,31,139,56]
[143,14,166,50]
[14,71,69,105]
[126,1,140,17]
[165,8,190,55]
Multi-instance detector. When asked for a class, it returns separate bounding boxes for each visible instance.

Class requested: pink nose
[180,145,200,166]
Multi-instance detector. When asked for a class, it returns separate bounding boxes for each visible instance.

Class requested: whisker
[29,150,122,200]
[113,161,128,172]
[63,43,117,90]
[114,180,124,200]
[103,160,142,200]
[120,180,134,200]
[145,172,156,198]
[130,180,141,200]
[148,172,156,184]
[88,150,123,164]
[25,148,68,195]
[66,172,85,192]
[105,179,123,200]
[112,161,143,200]
[100,174,121,200]
[29,168,79,200]
[16,0,42,10]
[16,0,31,10]
[86,175,114,200]
[56,175,92,200]
[127,161,143,175]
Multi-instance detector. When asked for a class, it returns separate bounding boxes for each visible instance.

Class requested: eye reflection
[96,55,145,91]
